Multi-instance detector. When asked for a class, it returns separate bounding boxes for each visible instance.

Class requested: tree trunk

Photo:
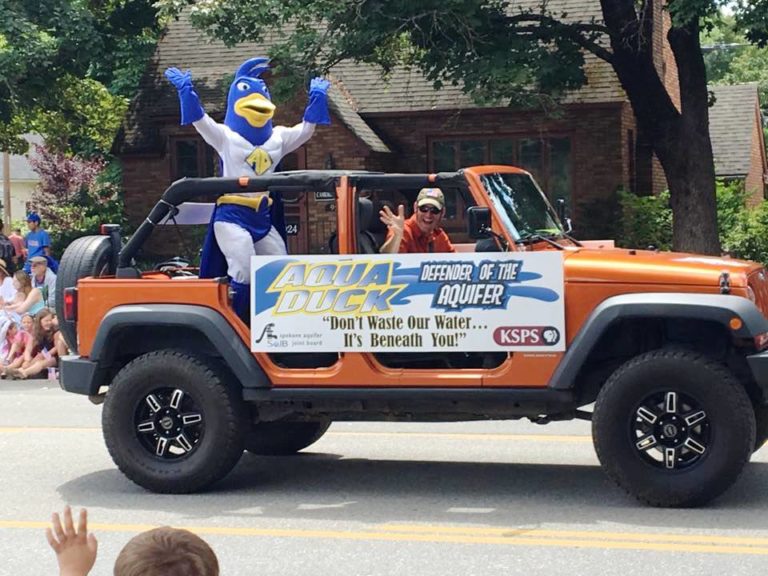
[600,0,720,255]
[656,130,719,254]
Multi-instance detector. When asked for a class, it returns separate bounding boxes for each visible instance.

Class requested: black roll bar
[117,173,341,268]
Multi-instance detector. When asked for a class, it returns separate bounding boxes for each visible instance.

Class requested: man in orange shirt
[379,188,455,254]
[8,228,25,269]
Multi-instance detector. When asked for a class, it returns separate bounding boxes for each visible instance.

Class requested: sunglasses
[418,205,442,215]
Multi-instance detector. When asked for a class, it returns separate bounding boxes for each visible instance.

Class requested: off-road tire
[593,349,755,507]
[102,350,246,493]
[56,235,113,353]
[245,420,331,455]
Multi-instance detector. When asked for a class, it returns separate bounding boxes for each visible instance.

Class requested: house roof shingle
[709,83,762,177]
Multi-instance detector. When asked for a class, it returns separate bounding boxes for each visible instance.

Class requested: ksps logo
[493,326,560,346]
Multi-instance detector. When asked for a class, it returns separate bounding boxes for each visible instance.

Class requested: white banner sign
[251,253,565,352]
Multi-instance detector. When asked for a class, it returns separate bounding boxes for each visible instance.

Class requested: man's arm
[41,230,52,256]
[378,205,406,254]
[440,230,457,253]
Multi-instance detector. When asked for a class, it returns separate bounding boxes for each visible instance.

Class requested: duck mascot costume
[164,58,330,322]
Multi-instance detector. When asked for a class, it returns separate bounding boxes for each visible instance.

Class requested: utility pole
[2,151,9,234]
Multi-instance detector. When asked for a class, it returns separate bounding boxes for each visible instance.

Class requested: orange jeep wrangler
[56,166,768,507]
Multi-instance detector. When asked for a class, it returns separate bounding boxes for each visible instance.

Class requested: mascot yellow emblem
[247,148,273,175]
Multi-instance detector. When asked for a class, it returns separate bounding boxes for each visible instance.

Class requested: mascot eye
[236,81,250,91]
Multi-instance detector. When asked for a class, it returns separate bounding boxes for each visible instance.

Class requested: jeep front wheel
[245,420,331,455]
[102,350,246,493]
[592,349,754,507]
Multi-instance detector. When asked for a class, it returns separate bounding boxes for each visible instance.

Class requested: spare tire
[55,235,113,353]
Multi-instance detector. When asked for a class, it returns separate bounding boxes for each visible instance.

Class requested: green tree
[157,0,768,255]
[702,16,768,109]
[0,0,163,154]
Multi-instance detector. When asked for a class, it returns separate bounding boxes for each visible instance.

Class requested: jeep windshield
[480,172,564,243]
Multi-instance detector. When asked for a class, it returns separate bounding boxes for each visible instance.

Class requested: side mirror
[467,206,492,239]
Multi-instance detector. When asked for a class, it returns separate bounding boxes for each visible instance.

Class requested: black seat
[368,200,393,247]
[327,198,378,254]
[356,197,378,254]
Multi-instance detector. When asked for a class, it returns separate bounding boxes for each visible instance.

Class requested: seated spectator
[30,255,57,309]
[1,314,34,377]
[0,320,26,365]
[20,313,33,334]
[47,505,220,576]
[5,308,61,379]
[2,270,45,316]
[379,188,456,254]
[0,259,17,304]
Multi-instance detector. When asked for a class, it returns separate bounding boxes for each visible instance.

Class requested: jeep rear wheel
[592,349,754,507]
[245,420,331,455]
[102,350,246,493]
[56,235,113,353]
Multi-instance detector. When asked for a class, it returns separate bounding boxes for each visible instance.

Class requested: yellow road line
[381,523,768,546]
[2,520,768,555]
[0,427,591,442]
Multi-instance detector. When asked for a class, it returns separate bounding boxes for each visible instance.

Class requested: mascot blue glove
[165,58,331,324]
[164,68,205,125]
[304,77,331,125]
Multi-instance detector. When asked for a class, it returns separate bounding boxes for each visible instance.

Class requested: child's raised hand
[46,506,98,576]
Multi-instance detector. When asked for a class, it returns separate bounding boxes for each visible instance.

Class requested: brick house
[116,2,765,256]
[709,83,767,205]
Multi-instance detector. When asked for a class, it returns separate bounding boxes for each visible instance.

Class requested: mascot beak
[234,93,276,127]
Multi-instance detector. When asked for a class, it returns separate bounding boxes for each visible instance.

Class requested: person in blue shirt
[24,213,51,272]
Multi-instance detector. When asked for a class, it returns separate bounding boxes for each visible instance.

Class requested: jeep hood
[564,248,763,287]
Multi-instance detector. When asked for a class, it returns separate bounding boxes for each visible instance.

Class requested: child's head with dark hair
[113,526,219,576]
[6,321,18,341]
[33,308,54,340]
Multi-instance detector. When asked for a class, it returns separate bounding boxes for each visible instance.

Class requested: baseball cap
[416,188,445,210]
[30,256,47,265]
[27,212,40,223]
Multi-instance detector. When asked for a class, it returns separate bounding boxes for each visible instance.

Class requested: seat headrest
[368,201,393,234]
[357,197,374,231]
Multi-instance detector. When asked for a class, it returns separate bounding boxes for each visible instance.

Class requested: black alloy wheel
[135,387,205,460]
[632,390,710,471]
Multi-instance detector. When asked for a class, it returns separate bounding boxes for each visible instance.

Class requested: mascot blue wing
[303,77,331,125]
[164,67,205,125]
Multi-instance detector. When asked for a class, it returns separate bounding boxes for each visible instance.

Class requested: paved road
[2,381,768,575]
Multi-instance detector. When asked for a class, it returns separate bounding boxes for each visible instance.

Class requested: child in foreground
[46,506,219,576]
